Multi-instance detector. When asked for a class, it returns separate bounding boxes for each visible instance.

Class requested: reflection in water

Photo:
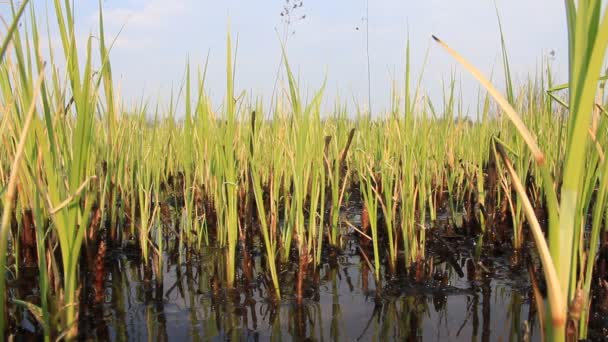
[67,236,542,342]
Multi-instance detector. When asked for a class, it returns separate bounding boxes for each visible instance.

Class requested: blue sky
[18,0,568,115]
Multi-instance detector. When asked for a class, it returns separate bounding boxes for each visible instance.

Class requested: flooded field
[85,240,535,341]
[4,1,608,341]
[7,202,581,341]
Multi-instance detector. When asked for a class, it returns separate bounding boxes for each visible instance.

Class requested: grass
[433,2,608,339]
[2,0,608,341]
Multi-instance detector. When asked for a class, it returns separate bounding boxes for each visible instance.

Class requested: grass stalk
[0,70,43,340]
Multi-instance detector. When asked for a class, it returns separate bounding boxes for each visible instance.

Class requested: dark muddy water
[10,203,608,341]
[76,237,541,341]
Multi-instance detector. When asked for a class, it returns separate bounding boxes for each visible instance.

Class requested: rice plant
[3,0,608,340]
[433,1,608,338]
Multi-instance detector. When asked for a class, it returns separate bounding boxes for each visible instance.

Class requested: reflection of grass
[2,0,608,340]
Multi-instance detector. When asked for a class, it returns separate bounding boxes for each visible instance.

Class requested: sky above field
[20,0,568,115]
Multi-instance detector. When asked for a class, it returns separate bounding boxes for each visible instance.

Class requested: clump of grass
[433,1,608,338]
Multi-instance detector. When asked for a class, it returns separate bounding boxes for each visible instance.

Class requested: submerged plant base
[5,208,607,341]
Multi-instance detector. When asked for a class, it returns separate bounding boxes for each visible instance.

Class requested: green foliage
[2,1,608,341]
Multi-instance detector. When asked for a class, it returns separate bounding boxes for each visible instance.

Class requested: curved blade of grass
[0,0,30,61]
[547,74,608,93]
[431,33,559,277]
[11,299,47,332]
[494,140,565,327]
[431,35,544,164]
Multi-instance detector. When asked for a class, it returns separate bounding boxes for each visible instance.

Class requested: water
[68,236,540,341]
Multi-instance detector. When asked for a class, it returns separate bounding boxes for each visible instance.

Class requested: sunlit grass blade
[0,69,44,340]
[0,0,30,61]
[494,140,565,327]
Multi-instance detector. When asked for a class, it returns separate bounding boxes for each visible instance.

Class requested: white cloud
[97,0,192,50]
[104,0,189,30]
